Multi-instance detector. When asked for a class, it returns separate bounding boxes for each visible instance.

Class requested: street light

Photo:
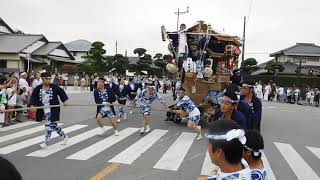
[174,6,189,31]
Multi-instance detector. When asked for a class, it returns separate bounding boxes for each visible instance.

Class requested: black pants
[163,85,167,94]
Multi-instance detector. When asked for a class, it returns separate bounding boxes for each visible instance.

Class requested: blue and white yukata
[94,89,114,118]
[30,85,68,145]
[116,84,130,118]
[175,95,201,125]
[251,168,267,180]
[135,89,165,116]
[41,88,66,144]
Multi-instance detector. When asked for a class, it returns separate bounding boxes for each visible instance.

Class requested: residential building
[65,39,91,63]
[270,43,320,67]
[0,17,77,73]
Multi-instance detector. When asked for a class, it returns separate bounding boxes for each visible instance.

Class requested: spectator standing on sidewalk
[62,74,68,90]
[294,87,300,104]
[85,74,89,90]
[314,88,320,107]
[287,87,292,103]
[80,76,86,91]
[73,73,79,90]
[278,86,284,102]
[310,89,315,106]
[32,72,43,89]
[5,79,18,125]
[306,89,311,106]
[18,72,29,116]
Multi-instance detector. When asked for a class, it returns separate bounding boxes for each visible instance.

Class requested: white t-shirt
[6,87,17,106]
[278,87,284,95]
[306,92,311,99]
[6,88,17,106]
[178,31,188,54]
[32,79,43,89]
[19,78,29,89]
[287,89,292,96]
[294,89,300,96]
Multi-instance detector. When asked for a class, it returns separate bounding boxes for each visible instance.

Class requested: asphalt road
[0,90,319,180]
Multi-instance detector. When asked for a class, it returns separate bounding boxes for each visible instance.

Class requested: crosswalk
[0,121,320,179]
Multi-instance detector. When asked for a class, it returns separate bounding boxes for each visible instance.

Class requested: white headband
[244,145,264,157]
[206,129,246,145]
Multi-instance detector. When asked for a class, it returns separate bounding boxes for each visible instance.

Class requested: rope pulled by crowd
[1,103,169,113]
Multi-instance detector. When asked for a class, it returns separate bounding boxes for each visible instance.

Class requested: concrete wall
[73,52,87,62]
[0,53,20,60]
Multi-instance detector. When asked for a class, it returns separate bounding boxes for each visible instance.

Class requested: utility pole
[115,41,118,54]
[241,16,246,68]
[27,53,30,73]
[174,6,189,31]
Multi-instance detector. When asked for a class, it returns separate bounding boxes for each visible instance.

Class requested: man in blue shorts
[94,78,119,136]
[132,85,167,134]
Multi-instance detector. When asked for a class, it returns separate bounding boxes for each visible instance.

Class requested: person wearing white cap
[132,85,167,135]
[18,72,30,115]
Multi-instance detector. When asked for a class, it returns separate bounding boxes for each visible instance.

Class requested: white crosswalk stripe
[0,123,62,143]
[261,152,277,180]
[109,129,168,164]
[2,124,320,179]
[66,127,139,160]
[274,142,320,180]
[154,132,197,171]
[26,126,112,157]
[0,121,39,132]
[201,151,218,176]
[0,124,86,154]
[306,146,320,160]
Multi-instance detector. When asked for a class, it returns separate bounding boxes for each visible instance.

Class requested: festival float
[161,21,242,106]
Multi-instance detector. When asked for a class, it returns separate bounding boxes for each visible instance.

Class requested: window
[73,52,77,56]
[306,57,319,62]
[293,57,306,63]
[0,60,7,68]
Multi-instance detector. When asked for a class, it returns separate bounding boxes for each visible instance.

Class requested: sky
[1,0,320,63]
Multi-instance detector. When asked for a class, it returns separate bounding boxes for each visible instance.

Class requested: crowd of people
[254,81,320,106]
[0,71,44,126]
[0,70,270,180]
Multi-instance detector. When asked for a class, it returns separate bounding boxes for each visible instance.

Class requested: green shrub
[243,75,320,88]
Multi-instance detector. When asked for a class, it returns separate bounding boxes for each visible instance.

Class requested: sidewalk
[61,86,91,94]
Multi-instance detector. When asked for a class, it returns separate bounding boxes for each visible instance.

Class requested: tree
[154,53,163,59]
[62,64,78,74]
[112,54,130,74]
[133,48,147,57]
[265,61,285,76]
[154,53,167,77]
[14,29,25,34]
[241,58,259,75]
[83,41,107,72]
[136,53,152,74]
[42,64,51,74]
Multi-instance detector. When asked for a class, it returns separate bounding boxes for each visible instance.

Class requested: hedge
[243,75,320,88]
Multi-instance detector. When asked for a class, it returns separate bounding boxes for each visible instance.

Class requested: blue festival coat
[29,84,68,122]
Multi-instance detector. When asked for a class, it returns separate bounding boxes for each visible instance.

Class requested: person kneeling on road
[168,87,203,140]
